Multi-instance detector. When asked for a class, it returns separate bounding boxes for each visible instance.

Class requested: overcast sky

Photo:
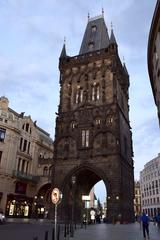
[0,0,159,202]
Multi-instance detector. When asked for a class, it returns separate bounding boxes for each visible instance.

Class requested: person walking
[141,212,150,239]
[156,212,160,229]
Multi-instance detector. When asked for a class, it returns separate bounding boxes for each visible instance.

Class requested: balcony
[13,170,40,183]
[38,157,53,165]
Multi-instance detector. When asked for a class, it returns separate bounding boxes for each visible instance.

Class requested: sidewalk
[6,217,53,224]
[70,223,160,240]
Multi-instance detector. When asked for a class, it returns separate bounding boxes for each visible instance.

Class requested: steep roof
[79,15,110,55]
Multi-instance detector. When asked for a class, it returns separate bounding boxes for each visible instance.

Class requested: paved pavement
[71,223,160,240]
[0,221,160,240]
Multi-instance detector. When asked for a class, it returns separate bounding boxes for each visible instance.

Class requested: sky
[0,0,160,202]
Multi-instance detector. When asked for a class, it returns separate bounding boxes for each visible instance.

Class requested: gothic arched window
[75,87,83,104]
[91,83,100,101]
[82,129,89,147]
[43,167,48,176]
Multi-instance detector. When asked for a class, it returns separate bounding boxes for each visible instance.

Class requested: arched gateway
[52,13,134,223]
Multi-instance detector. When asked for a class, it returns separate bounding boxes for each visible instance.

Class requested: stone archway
[56,164,111,223]
[34,183,51,218]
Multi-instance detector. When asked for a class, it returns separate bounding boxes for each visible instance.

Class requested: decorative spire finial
[111,22,113,30]
[123,56,125,64]
[102,8,104,17]
[64,36,66,45]
[88,12,90,21]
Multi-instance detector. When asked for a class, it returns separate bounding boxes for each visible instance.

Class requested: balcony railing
[38,157,53,165]
[13,170,40,183]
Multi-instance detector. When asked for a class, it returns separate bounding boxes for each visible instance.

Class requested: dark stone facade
[52,15,134,223]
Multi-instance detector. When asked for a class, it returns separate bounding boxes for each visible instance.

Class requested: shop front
[6,193,33,218]
[5,181,33,218]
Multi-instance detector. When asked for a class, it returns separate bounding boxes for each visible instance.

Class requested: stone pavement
[71,222,160,240]
[0,221,160,240]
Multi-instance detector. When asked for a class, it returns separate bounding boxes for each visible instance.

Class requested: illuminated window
[82,130,89,147]
[71,121,76,129]
[106,116,113,125]
[95,118,101,126]
[92,84,100,101]
[75,87,83,104]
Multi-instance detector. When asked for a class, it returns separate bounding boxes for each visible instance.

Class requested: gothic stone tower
[52,14,134,223]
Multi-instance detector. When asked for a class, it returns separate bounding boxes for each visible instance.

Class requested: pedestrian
[156,212,160,229]
[141,212,150,239]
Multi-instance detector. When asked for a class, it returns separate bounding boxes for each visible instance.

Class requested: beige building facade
[0,96,53,218]
[134,181,141,217]
[148,0,160,125]
[140,153,160,217]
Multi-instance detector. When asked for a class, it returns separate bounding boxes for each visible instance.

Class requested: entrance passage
[81,180,107,224]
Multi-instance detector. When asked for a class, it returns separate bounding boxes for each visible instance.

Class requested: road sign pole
[55,204,57,240]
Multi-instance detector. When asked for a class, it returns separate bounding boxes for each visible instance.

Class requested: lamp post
[70,175,76,238]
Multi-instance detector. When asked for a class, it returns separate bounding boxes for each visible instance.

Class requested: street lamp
[70,175,76,238]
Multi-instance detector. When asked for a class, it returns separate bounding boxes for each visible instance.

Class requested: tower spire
[60,37,67,58]
[109,23,117,45]
[79,14,110,54]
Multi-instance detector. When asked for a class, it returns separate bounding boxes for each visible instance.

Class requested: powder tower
[52,13,134,223]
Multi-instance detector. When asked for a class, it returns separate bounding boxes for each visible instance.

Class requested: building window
[82,130,89,147]
[95,118,101,126]
[17,158,21,171]
[92,84,100,101]
[75,87,83,104]
[49,167,52,176]
[21,160,25,173]
[92,25,97,32]
[26,123,29,132]
[0,151,2,164]
[106,115,113,125]
[0,128,6,142]
[23,139,27,152]
[71,121,76,129]
[88,41,94,50]
[20,137,23,150]
[27,142,30,154]
[43,167,48,176]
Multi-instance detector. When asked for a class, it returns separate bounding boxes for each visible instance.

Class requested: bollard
[57,225,60,240]
[66,224,69,235]
[44,231,48,240]
[70,224,74,238]
[81,221,83,229]
[52,227,54,240]
[64,224,67,237]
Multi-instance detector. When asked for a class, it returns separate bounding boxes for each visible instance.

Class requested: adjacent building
[148,0,160,125]
[140,153,160,217]
[0,96,53,218]
[134,181,141,217]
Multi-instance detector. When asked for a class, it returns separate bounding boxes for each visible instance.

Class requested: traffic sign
[51,188,60,205]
